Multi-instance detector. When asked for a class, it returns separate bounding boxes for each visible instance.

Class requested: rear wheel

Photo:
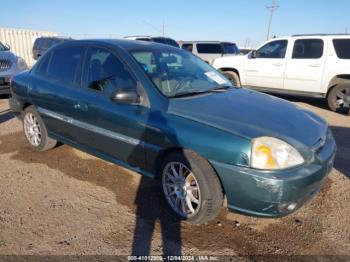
[23,106,57,151]
[223,71,241,87]
[160,150,223,225]
[327,84,350,113]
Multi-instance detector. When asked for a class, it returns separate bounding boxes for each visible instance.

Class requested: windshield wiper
[169,86,233,98]
[209,85,233,91]
[169,90,214,98]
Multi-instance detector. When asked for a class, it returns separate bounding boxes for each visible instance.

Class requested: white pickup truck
[212,34,350,112]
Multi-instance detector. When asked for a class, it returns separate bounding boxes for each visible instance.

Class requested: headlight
[17,57,27,70]
[251,137,304,170]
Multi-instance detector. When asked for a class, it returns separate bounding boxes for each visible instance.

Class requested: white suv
[212,34,350,112]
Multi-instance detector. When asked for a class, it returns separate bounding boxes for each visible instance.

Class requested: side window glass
[85,47,136,94]
[35,53,51,76]
[47,46,83,84]
[333,39,350,59]
[182,44,193,52]
[197,44,222,54]
[256,40,288,59]
[292,39,324,59]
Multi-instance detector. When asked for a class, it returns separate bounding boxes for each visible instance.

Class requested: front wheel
[327,84,350,113]
[223,71,241,87]
[160,151,223,225]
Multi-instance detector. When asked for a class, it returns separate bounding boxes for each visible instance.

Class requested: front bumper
[0,77,11,95]
[211,134,336,217]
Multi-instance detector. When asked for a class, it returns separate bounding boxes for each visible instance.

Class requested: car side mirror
[111,89,140,105]
[251,50,257,59]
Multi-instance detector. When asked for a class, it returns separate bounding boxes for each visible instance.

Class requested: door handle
[74,102,88,111]
[272,62,283,66]
[309,64,321,68]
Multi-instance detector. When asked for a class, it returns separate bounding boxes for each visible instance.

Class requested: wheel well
[22,103,32,111]
[154,147,184,177]
[327,75,350,96]
[154,147,226,196]
[218,67,240,78]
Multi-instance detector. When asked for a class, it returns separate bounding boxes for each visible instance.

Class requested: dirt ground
[0,95,349,259]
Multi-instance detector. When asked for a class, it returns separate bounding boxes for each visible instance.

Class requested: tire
[223,71,241,87]
[23,106,57,151]
[160,150,224,225]
[327,84,350,113]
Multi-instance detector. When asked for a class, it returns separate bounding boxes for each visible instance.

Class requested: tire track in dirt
[1,131,346,256]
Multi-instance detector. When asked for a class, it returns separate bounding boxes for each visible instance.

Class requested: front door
[71,46,149,169]
[243,39,288,89]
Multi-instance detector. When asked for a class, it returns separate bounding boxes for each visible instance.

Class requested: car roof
[180,41,221,44]
[55,38,181,52]
[292,34,350,37]
[180,41,237,44]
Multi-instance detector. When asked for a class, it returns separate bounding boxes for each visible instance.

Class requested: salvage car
[0,41,27,95]
[10,40,336,224]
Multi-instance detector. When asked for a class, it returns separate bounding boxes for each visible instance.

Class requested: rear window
[333,39,350,59]
[47,46,83,84]
[197,43,222,54]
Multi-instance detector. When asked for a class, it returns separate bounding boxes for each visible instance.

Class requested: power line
[143,20,166,36]
[266,0,279,40]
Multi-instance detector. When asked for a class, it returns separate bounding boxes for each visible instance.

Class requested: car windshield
[0,42,9,51]
[222,43,240,54]
[130,47,233,97]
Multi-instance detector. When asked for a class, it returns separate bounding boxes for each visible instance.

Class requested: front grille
[0,59,12,72]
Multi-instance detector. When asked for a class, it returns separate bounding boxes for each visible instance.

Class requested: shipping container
[0,27,57,67]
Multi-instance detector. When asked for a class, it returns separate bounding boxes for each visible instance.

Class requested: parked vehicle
[179,41,240,64]
[0,42,27,95]
[212,34,350,112]
[124,35,179,48]
[10,39,336,224]
[32,37,72,60]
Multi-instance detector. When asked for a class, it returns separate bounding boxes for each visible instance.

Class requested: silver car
[0,42,28,95]
[179,41,240,64]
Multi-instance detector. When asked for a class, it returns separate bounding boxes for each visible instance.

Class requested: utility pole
[266,0,279,40]
[346,27,348,34]
[162,19,166,37]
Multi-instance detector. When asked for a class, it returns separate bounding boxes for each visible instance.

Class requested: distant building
[0,27,57,67]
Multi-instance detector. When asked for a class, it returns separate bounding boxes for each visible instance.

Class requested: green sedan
[9,39,336,224]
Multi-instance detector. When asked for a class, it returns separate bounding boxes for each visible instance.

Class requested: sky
[1,0,349,48]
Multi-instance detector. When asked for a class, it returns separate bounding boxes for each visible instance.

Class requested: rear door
[29,45,86,141]
[243,39,288,89]
[284,37,326,93]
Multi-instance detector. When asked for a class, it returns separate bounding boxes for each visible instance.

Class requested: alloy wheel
[334,87,350,110]
[162,161,201,218]
[24,112,42,147]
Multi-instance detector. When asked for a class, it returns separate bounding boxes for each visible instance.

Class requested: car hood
[168,88,328,148]
[0,51,16,61]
